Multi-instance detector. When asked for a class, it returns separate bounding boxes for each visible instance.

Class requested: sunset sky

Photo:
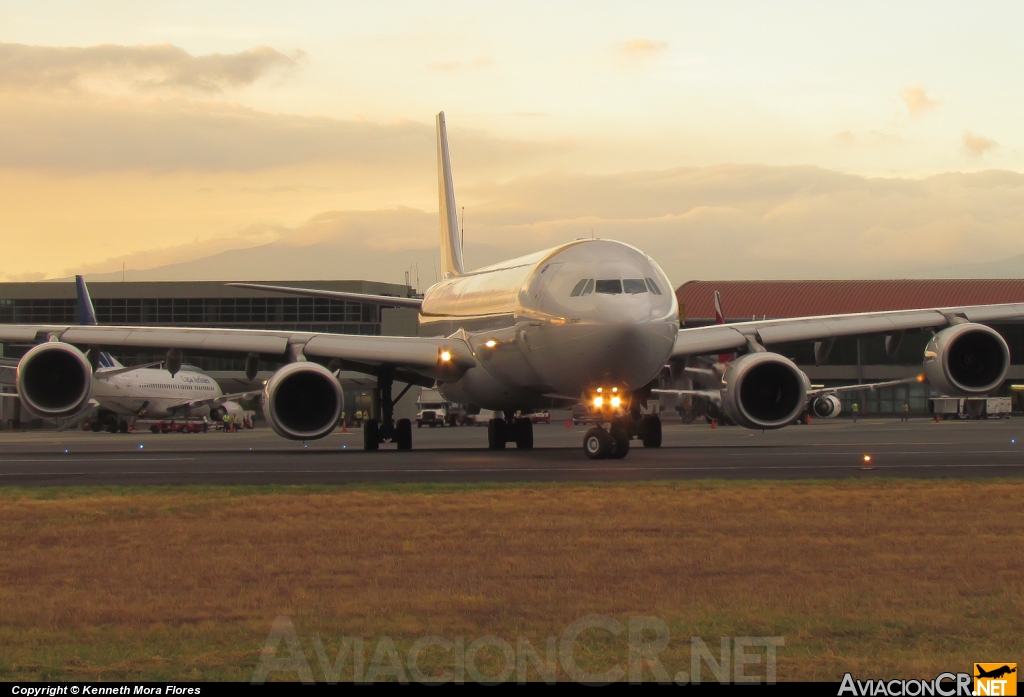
[1,1,1023,286]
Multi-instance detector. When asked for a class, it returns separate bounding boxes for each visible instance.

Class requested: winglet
[75,275,98,326]
[436,112,465,278]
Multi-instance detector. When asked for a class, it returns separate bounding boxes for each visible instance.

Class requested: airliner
[1,112,1019,458]
[2,276,258,432]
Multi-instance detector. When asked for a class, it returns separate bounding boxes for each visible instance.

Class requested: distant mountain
[926,252,1024,279]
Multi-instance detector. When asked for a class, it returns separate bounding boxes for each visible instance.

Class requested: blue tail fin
[75,275,121,368]
[75,275,98,326]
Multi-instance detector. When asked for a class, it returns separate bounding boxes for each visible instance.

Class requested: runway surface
[1,417,1023,485]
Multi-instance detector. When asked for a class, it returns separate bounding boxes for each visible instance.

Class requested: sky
[1,1,1023,287]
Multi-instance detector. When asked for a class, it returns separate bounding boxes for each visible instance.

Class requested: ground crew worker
[901,401,909,422]
[852,402,859,423]
[222,412,231,432]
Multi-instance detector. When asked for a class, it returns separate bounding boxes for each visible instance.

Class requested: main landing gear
[487,412,534,450]
[363,370,413,451]
[582,412,662,460]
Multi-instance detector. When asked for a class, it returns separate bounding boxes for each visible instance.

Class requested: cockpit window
[595,279,622,295]
[645,277,663,295]
[623,279,648,294]
[571,279,595,296]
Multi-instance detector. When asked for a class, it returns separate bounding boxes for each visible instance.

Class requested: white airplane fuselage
[419,238,679,410]
[92,368,222,420]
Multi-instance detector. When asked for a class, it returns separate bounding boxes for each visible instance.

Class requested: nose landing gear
[580,411,662,459]
[582,425,630,459]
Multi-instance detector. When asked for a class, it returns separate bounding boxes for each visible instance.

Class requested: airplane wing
[225,283,424,309]
[806,376,924,397]
[0,325,475,385]
[671,302,1024,358]
[651,388,721,404]
[167,389,264,413]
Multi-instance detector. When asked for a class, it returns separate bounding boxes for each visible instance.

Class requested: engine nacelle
[720,352,809,429]
[16,342,93,419]
[924,323,1009,397]
[811,394,842,418]
[262,362,344,440]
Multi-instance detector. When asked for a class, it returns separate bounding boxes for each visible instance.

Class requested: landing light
[863,455,872,463]
[612,387,618,393]
[440,350,452,362]
[593,396,604,408]
[611,396,621,408]
[484,340,497,348]
[596,387,603,393]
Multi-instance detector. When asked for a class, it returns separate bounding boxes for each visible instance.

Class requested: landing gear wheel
[640,415,662,448]
[150,425,160,434]
[487,418,507,450]
[583,427,613,459]
[118,420,129,434]
[91,421,103,433]
[395,418,413,451]
[514,417,534,450]
[610,427,630,459]
[363,420,380,451]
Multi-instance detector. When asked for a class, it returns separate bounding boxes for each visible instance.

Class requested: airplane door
[532,262,563,310]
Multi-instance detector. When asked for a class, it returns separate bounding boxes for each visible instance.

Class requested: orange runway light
[861,454,875,470]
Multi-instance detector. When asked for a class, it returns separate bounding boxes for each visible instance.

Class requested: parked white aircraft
[1,113,1018,457]
[1,276,259,432]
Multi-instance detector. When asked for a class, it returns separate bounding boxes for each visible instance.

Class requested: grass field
[0,481,1021,682]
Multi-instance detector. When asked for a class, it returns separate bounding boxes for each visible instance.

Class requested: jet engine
[720,352,809,429]
[262,362,344,440]
[923,323,1009,396]
[811,394,842,418]
[16,342,93,419]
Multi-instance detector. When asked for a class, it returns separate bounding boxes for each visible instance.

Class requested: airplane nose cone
[522,319,677,395]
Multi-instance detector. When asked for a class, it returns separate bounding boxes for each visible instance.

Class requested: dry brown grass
[0,481,1021,682]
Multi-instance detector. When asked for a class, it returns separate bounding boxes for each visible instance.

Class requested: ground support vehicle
[929,396,1012,419]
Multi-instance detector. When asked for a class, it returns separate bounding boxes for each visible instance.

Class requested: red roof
[676,280,1024,321]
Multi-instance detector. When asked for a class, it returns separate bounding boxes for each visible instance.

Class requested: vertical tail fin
[713,290,734,364]
[75,274,121,368]
[75,275,98,326]
[436,112,465,278]
[713,290,725,325]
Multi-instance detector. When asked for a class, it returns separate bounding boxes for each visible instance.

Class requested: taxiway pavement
[1,418,1022,486]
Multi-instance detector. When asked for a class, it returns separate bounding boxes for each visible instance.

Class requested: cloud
[63,165,1024,285]
[427,56,493,72]
[963,131,996,157]
[616,39,668,58]
[0,95,556,172]
[835,130,855,145]
[0,41,302,94]
[899,85,940,116]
